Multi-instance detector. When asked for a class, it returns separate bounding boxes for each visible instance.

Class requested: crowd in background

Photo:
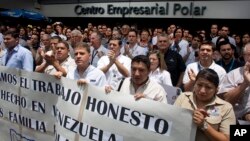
[0,20,250,141]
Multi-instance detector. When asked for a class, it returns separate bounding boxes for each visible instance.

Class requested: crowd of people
[0,21,250,141]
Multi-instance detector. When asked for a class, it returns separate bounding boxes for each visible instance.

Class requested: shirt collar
[130,77,150,90]
[185,92,225,109]
[150,68,161,75]
[8,44,20,53]
[198,60,215,69]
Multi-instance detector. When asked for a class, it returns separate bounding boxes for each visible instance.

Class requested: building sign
[41,1,250,19]
[74,2,207,18]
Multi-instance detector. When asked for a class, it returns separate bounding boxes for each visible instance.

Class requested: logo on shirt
[208,106,220,117]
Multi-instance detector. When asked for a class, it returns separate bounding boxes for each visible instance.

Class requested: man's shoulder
[99,55,109,61]
[148,80,165,90]
[65,56,76,64]
[186,62,198,68]
[100,45,109,52]
[213,62,227,73]
[119,54,131,61]
[89,65,105,75]
[17,45,32,54]
[228,66,243,75]
[166,49,182,57]
[96,56,109,68]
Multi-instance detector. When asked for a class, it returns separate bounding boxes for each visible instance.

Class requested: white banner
[0,66,196,141]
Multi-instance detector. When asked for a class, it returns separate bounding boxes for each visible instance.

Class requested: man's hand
[188,69,196,82]
[54,71,63,79]
[37,47,45,58]
[108,50,116,63]
[77,79,88,86]
[105,85,113,94]
[134,93,145,101]
[243,62,250,84]
[44,54,57,65]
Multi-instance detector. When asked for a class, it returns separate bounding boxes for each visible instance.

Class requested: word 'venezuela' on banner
[1,68,196,141]
[0,71,172,140]
[0,71,120,141]
[54,106,124,141]
[75,2,207,17]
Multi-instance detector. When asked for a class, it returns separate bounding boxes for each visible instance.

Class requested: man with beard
[216,41,243,73]
[217,42,250,122]
[183,41,226,91]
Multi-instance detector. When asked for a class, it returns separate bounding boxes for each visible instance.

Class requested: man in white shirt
[183,41,226,91]
[217,42,250,121]
[121,30,148,58]
[35,41,75,76]
[97,37,131,88]
[105,55,167,104]
[66,42,106,87]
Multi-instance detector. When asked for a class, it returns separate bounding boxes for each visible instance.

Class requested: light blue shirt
[2,44,33,71]
[66,65,107,87]
[212,36,236,46]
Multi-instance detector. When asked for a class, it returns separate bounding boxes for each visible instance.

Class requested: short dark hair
[195,68,219,87]
[108,37,122,46]
[132,55,150,70]
[57,40,69,49]
[199,41,216,51]
[216,36,230,51]
[4,30,19,38]
[217,40,235,51]
[75,42,90,53]
[51,36,62,42]
[128,29,138,36]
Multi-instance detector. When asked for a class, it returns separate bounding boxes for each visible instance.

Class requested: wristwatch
[200,121,208,131]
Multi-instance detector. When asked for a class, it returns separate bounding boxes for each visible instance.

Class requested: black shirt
[164,49,186,86]
[216,58,243,73]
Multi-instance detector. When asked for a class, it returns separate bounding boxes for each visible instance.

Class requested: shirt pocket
[206,116,222,130]
[10,55,22,66]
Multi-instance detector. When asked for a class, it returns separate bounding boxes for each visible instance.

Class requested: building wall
[0,0,41,12]
[39,1,250,19]
[1,1,250,19]
[0,0,249,33]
